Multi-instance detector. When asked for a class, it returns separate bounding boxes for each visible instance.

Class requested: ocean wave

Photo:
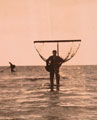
[23,77,50,81]
[6,77,50,81]
[1,75,68,81]
[12,76,68,81]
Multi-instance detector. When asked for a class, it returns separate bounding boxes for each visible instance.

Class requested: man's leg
[56,71,60,85]
[56,71,60,91]
[50,71,54,91]
[11,68,13,72]
[11,68,14,72]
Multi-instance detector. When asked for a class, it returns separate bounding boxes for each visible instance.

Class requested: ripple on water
[0,66,97,120]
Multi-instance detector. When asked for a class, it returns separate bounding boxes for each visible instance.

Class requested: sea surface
[0,65,97,120]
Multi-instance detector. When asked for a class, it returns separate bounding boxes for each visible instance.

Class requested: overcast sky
[0,0,97,66]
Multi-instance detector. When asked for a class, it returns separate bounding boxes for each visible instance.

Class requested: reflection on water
[0,66,97,120]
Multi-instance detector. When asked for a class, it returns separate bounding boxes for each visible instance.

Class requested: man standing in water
[46,50,64,91]
[9,62,16,72]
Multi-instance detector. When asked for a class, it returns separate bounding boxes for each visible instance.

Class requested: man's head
[52,50,57,56]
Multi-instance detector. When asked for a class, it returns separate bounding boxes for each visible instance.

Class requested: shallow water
[0,65,97,120]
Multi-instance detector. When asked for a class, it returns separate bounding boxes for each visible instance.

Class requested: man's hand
[58,62,63,67]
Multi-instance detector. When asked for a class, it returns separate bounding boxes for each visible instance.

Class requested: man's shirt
[46,56,64,72]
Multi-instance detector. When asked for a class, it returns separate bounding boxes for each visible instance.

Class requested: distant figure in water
[46,50,64,91]
[9,62,16,72]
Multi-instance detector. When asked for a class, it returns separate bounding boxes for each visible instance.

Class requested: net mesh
[34,40,81,62]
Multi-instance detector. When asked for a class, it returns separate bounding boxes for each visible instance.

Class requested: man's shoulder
[56,56,64,61]
[47,56,53,60]
[56,56,62,59]
[49,56,53,58]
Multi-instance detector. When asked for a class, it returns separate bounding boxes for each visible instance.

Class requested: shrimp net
[34,40,81,62]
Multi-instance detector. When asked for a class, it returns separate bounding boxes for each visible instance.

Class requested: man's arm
[46,56,51,65]
[58,56,64,66]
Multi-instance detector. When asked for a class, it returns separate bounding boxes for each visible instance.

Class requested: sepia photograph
[0,0,97,120]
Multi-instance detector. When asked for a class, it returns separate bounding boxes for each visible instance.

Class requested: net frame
[34,40,81,62]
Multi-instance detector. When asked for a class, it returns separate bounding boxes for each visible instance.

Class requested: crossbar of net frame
[34,40,81,43]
